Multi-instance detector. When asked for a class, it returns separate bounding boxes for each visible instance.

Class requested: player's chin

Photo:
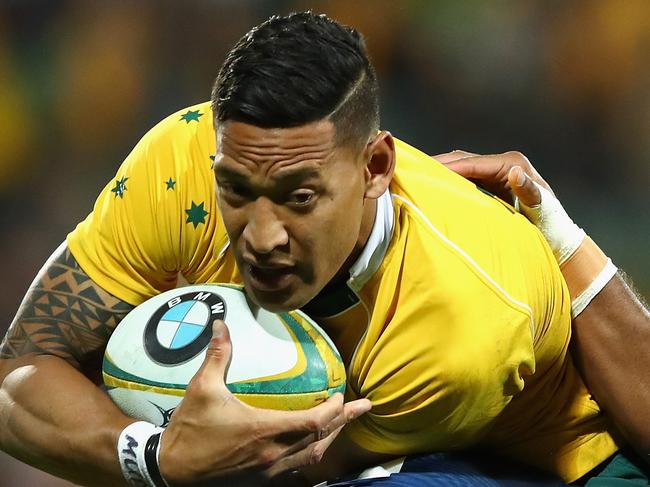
[248,289,310,312]
[244,281,314,313]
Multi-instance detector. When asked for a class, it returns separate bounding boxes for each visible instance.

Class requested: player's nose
[242,197,289,254]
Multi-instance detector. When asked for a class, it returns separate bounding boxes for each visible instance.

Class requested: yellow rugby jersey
[67,102,618,482]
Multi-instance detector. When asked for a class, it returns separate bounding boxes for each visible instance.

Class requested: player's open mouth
[247,264,295,292]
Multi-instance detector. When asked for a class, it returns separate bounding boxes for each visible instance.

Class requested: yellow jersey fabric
[67,102,618,482]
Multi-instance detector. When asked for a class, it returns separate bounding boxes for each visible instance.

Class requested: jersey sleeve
[67,103,221,305]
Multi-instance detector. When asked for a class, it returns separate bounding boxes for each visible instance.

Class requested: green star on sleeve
[110,176,128,198]
[185,201,209,228]
[180,110,203,123]
[165,177,176,190]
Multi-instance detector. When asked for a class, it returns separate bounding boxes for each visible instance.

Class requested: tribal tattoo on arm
[1,244,134,378]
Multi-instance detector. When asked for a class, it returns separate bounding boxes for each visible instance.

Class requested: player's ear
[363,131,395,199]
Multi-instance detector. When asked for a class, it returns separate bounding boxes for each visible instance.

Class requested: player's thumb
[508,166,541,207]
[196,319,232,388]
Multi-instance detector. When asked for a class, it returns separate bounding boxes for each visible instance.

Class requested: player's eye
[219,182,251,200]
[287,190,315,206]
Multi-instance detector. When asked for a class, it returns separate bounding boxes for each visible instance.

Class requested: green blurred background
[1,1,648,485]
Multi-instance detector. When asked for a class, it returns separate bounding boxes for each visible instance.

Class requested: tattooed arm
[0,243,136,486]
[0,244,373,486]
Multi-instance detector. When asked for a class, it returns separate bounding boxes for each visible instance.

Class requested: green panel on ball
[227,312,330,394]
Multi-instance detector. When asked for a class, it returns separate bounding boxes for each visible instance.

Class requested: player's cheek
[221,207,246,245]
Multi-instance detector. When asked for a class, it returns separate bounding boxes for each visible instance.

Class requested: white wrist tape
[515,182,617,317]
[515,184,585,265]
[118,421,169,487]
[571,259,618,318]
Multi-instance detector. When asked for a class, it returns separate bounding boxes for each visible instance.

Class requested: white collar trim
[347,189,394,292]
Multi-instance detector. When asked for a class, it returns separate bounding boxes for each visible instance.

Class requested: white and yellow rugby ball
[103,284,346,426]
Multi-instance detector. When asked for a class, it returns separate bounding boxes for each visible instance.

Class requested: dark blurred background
[1,0,648,485]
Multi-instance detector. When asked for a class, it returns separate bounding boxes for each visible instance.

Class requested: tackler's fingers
[441,157,510,183]
[432,150,479,164]
[508,166,542,207]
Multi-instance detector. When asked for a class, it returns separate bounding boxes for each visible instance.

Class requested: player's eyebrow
[213,164,247,182]
[215,164,321,185]
[271,166,321,184]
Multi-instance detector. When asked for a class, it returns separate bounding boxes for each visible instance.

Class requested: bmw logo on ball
[144,291,226,365]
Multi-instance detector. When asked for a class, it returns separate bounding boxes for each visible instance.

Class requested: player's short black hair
[211,11,379,150]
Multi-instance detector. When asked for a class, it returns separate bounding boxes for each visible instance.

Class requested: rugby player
[0,12,648,487]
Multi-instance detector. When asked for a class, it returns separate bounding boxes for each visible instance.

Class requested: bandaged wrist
[515,184,617,317]
[515,185,585,265]
[117,421,170,487]
[561,236,618,318]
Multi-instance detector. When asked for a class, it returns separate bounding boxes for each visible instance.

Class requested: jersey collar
[347,189,395,292]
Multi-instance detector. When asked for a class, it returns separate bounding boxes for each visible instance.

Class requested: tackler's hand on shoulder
[436,148,615,315]
[434,149,551,207]
[435,149,585,268]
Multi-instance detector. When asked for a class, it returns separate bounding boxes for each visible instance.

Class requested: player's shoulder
[388,137,541,324]
[121,101,216,179]
[391,136,523,230]
[129,102,215,158]
[143,101,214,151]
[391,137,481,204]
[149,101,213,134]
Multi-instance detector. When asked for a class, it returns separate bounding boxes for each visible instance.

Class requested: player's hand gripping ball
[103,284,346,425]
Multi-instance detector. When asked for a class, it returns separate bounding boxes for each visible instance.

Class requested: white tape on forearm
[571,260,618,318]
[514,182,617,318]
[515,184,585,265]
[117,421,165,487]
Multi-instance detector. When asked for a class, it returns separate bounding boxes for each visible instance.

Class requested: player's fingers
[267,394,370,440]
[189,319,233,394]
[432,149,479,163]
[508,166,542,207]
[340,398,373,428]
[265,425,345,478]
[294,395,370,439]
[289,396,370,448]
[266,392,344,439]
[258,396,369,471]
